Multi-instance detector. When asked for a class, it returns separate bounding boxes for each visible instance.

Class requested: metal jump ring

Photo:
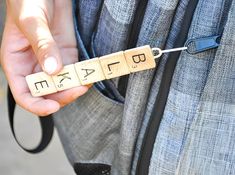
[152,48,163,59]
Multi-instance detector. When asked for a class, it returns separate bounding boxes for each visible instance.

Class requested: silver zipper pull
[152,47,187,59]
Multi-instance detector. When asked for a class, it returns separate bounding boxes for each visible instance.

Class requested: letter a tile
[52,64,81,91]
[26,72,57,97]
[124,45,156,73]
[99,51,130,79]
[75,58,105,85]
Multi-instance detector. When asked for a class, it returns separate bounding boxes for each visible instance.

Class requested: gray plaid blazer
[54,0,235,174]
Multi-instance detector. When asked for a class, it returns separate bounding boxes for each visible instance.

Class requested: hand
[1,0,89,116]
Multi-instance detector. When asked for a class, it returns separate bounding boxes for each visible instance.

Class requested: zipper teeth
[118,0,149,96]
[218,0,233,35]
[136,0,200,174]
[127,0,149,48]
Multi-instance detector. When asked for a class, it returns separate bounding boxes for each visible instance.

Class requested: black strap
[7,86,54,153]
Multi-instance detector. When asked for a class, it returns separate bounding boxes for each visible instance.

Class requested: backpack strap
[7,86,54,153]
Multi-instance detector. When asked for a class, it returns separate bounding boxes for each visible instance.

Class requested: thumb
[18,11,63,75]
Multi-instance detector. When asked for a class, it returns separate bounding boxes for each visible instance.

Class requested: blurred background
[0,1,75,174]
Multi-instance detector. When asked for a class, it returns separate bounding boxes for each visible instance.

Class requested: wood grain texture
[124,45,156,73]
[75,58,105,85]
[26,45,157,96]
[99,51,130,79]
[26,72,57,97]
[52,64,81,91]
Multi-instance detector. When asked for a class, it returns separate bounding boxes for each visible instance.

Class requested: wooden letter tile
[26,72,57,97]
[124,45,156,73]
[52,64,81,91]
[75,58,105,85]
[99,51,130,79]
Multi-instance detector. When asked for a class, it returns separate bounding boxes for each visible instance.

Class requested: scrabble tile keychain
[26,45,187,97]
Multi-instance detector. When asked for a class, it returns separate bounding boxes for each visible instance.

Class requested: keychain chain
[152,47,188,59]
[152,35,221,59]
[26,39,220,97]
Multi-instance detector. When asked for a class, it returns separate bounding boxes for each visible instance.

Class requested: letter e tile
[26,72,57,97]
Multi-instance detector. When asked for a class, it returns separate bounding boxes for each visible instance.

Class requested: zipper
[118,0,149,97]
[136,0,233,173]
[136,0,200,174]
[185,35,220,54]
[126,0,149,48]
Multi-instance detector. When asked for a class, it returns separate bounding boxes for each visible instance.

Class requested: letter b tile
[99,51,130,79]
[124,45,156,73]
[26,72,57,97]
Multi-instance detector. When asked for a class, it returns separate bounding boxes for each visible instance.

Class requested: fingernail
[44,57,57,74]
